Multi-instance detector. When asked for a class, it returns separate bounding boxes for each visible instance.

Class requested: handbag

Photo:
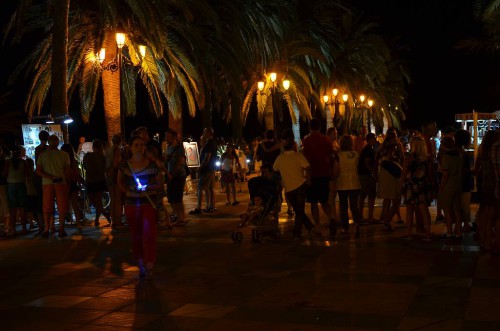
[381,159,402,178]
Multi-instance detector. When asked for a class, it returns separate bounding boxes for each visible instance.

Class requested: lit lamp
[116,33,126,49]
[139,45,146,58]
[282,78,290,91]
[342,94,348,102]
[270,72,277,83]
[45,116,55,124]
[97,48,106,63]
[257,81,265,92]
[368,100,374,107]
[63,115,74,124]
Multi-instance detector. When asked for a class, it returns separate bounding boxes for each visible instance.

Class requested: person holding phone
[118,135,164,280]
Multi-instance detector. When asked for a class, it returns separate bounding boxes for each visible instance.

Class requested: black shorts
[306,176,330,204]
[87,180,107,193]
[167,176,186,203]
[359,175,377,199]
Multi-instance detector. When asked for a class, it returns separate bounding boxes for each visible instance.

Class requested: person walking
[118,135,164,279]
[336,135,362,237]
[164,129,188,226]
[190,128,217,214]
[273,138,314,239]
[5,146,29,235]
[375,130,405,231]
[358,133,378,224]
[401,136,433,240]
[220,144,240,206]
[302,119,336,234]
[83,139,111,227]
[60,144,84,228]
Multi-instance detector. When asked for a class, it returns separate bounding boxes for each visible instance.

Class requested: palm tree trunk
[168,110,183,138]
[292,103,300,147]
[51,0,69,142]
[231,99,243,141]
[264,100,274,131]
[101,34,121,144]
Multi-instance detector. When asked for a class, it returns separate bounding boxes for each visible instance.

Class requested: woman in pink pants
[118,135,164,280]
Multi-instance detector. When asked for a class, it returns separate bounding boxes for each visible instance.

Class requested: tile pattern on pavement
[1,181,499,331]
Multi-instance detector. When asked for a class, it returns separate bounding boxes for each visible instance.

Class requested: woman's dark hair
[479,130,496,161]
[129,134,145,146]
[339,135,354,151]
[10,145,23,169]
[454,129,471,148]
[61,143,76,164]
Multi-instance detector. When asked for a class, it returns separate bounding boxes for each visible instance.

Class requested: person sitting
[247,164,277,205]
[239,194,265,227]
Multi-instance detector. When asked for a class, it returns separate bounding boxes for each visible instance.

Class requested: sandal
[189,208,202,215]
[225,201,232,205]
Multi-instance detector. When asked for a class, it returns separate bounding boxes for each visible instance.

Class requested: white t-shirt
[237,149,247,170]
[273,150,310,193]
[37,149,70,185]
[336,151,361,190]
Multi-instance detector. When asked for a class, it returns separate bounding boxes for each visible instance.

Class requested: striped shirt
[120,161,159,206]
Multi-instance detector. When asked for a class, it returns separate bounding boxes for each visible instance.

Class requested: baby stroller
[231,173,281,243]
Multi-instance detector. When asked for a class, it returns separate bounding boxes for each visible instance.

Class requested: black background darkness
[0,0,499,146]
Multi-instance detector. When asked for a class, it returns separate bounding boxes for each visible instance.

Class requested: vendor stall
[455,111,498,160]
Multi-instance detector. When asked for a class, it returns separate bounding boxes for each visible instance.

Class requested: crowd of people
[1,120,500,279]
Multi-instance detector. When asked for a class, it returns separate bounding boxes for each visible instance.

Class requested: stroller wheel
[231,231,243,243]
[251,229,261,243]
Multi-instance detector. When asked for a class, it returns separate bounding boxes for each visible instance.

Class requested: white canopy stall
[455,111,498,161]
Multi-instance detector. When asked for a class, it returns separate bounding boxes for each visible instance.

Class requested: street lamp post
[257,72,290,134]
[323,88,348,130]
[97,33,145,139]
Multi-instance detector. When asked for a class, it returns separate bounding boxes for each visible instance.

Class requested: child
[239,195,265,227]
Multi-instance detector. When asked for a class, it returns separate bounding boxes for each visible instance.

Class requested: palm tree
[5,0,207,142]
[457,0,500,54]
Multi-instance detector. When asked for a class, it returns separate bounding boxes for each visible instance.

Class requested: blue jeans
[286,183,313,237]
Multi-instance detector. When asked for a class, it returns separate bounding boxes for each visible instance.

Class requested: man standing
[358,133,378,223]
[36,135,70,237]
[274,138,314,239]
[165,129,188,226]
[302,119,335,233]
[190,128,217,214]
[34,130,50,232]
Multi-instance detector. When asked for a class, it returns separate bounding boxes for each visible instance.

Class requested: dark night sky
[0,0,499,145]
[350,0,500,128]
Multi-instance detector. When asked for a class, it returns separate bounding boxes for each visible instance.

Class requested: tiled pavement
[1,183,499,331]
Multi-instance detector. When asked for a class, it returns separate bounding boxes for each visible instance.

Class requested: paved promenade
[0,182,499,331]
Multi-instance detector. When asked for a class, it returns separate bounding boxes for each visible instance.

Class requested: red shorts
[42,184,69,215]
